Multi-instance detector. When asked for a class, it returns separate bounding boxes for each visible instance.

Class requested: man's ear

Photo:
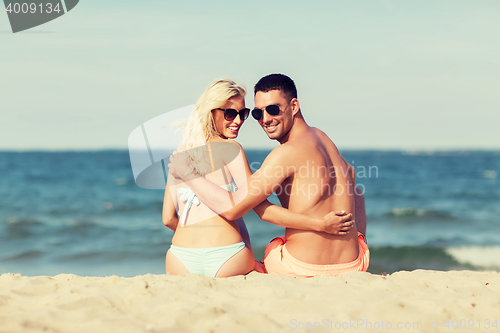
[291,98,300,116]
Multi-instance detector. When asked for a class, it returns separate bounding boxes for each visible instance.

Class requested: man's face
[254,90,295,143]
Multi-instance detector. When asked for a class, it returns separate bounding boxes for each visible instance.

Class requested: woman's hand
[321,211,355,235]
[167,150,193,180]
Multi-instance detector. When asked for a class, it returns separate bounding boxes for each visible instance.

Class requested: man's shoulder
[269,142,301,156]
[311,127,335,145]
[262,143,298,166]
[310,127,342,156]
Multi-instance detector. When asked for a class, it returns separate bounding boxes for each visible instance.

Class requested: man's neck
[278,112,309,145]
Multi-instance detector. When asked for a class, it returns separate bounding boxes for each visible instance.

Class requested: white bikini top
[176,180,237,227]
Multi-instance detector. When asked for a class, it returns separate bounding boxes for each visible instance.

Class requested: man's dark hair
[254,73,297,100]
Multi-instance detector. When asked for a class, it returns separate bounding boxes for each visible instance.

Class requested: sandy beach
[1,270,499,333]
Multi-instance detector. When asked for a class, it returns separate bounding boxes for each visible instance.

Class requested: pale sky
[1,0,499,150]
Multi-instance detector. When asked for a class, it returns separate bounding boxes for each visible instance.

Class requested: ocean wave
[1,217,45,239]
[1,250,44,261]
[368,245,500,274]
[2,216,43,225]
[368,246,475,274]
[483,170,498,179]
[445,246,500,269]
[56,220,103,236]
[113,203,162,212]
[386,208,455,220]
[114,178,133,186]
[57,249,165,262]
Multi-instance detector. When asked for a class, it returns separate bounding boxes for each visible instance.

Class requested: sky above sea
[1,0,499,151]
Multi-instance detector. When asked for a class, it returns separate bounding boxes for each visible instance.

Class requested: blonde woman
[162,79,353,277]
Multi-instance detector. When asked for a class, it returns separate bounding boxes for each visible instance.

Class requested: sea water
[0,150,499,276]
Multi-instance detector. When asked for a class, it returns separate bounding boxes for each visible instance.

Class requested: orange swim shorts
[260,232,369,277]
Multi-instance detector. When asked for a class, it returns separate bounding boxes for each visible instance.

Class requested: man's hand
[167,150,195,180]
[321,211,354,235]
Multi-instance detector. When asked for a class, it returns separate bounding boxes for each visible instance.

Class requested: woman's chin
[225,131,239,139]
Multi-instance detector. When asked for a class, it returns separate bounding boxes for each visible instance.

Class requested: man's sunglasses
[214,108,250,121]
[251,104,282,121]
[252,98,294,121]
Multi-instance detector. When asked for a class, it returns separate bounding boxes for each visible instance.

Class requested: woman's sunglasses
[214,108,250,121]
[251,104,281,121]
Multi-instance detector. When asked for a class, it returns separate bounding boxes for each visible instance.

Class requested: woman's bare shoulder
[208,139,244,168]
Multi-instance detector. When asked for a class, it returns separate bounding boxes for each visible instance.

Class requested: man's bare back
[274,127,359,264]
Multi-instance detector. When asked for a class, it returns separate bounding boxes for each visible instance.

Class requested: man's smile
[263,123,279,133]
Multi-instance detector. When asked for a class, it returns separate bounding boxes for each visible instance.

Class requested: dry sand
[1,270,499,332]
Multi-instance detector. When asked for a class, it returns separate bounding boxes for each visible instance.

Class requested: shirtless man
[169,74,369,277]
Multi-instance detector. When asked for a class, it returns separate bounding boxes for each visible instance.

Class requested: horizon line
[1,147,500,153]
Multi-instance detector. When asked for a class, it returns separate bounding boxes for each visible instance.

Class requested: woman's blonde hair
[178,79,246,175]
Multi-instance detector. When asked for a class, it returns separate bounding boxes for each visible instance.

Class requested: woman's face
[212,95,246,139]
